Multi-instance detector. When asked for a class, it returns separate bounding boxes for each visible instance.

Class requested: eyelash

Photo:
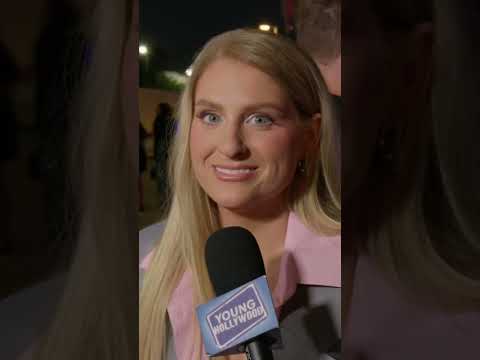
[198,112,222,125]
[246,114,273,126]
[196,111,274,127]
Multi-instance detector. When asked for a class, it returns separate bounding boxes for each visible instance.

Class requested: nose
[217,121,248,159]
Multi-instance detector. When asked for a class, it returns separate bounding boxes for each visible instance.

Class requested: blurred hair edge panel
[1,0,139,359]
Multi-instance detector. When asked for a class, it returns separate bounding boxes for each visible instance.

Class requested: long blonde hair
[140,28,340,360]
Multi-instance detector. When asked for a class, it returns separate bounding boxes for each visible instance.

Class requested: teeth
[215,167,255,175]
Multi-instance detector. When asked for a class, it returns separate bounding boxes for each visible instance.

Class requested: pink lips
[213,165,258,182]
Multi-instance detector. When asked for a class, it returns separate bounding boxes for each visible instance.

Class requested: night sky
[140,0,285,73]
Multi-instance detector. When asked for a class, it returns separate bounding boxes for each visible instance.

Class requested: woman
[139,29,341,360]
[342,0,480,358]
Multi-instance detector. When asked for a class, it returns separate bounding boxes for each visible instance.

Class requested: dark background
[140,0,285,78]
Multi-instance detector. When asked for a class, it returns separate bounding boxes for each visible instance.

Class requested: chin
[213,198,251,212]
[209,193,256,212]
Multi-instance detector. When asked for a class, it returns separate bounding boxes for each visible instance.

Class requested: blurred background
[0,0,91,298]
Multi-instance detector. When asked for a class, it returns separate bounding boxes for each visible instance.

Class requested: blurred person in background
[285,0,341,97]
[152,102,174,204]
[140,122,148,211]
[285,0,341,220]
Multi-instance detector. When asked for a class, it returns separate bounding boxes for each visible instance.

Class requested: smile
[213,166,258,181]
[215,167,256,174]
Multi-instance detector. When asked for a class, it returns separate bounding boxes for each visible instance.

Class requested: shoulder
[288,212,340,247]
[139,221,166,265]
[286,212,341,288]
[139,221,166,289]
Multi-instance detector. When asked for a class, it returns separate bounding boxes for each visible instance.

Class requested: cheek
[189,121,213,174]
[252,129,303,171]
[189,123,200,160]
[189,124,201,171]
[190,122,207,153]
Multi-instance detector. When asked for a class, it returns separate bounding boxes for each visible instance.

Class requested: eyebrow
[194,99,288,115]
[194,99,224,111]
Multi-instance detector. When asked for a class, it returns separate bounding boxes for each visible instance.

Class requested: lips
[214,166,256,175]
[213,165,258,181]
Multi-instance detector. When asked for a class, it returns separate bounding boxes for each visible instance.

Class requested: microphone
[196,227,279,359]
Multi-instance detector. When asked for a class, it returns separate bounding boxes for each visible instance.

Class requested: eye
[246,114,273,126]
[199,112,222,125]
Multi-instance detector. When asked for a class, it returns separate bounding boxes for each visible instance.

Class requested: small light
[185,67,192,77]
[139,44,149,56]
[259,24,271,32]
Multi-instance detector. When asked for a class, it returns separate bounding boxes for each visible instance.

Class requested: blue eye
[246,114,273,126]
[200,112,222,125]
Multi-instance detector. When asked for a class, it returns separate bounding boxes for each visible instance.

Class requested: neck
[218,203,290,291]
[219,207,290,241]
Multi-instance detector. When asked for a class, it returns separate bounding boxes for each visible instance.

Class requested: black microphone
[205,226,275,360]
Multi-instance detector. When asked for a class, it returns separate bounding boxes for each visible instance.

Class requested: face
[190,58,311,215]
[295,0,342,96]
[297,21,341,96]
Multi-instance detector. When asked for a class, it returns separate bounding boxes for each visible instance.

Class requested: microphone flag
[196,275,279,356]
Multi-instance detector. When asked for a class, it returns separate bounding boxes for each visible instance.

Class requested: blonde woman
[140,29,341,360]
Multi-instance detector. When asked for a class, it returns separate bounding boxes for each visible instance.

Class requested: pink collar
[141,212,340,360]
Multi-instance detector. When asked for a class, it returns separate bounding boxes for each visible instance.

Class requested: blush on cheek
[253,127,303,161]
[189,122,202,162]
[252,132,302,190]
[189,121,210,182]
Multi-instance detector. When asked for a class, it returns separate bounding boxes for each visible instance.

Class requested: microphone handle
[245,339,274,360]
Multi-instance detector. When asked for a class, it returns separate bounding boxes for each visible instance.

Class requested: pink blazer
[140,212,341,360]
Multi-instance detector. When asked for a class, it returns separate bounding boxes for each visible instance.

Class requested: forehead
[194,58,291,107]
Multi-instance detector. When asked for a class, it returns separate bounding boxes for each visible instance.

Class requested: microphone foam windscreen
[205,226,266,296]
